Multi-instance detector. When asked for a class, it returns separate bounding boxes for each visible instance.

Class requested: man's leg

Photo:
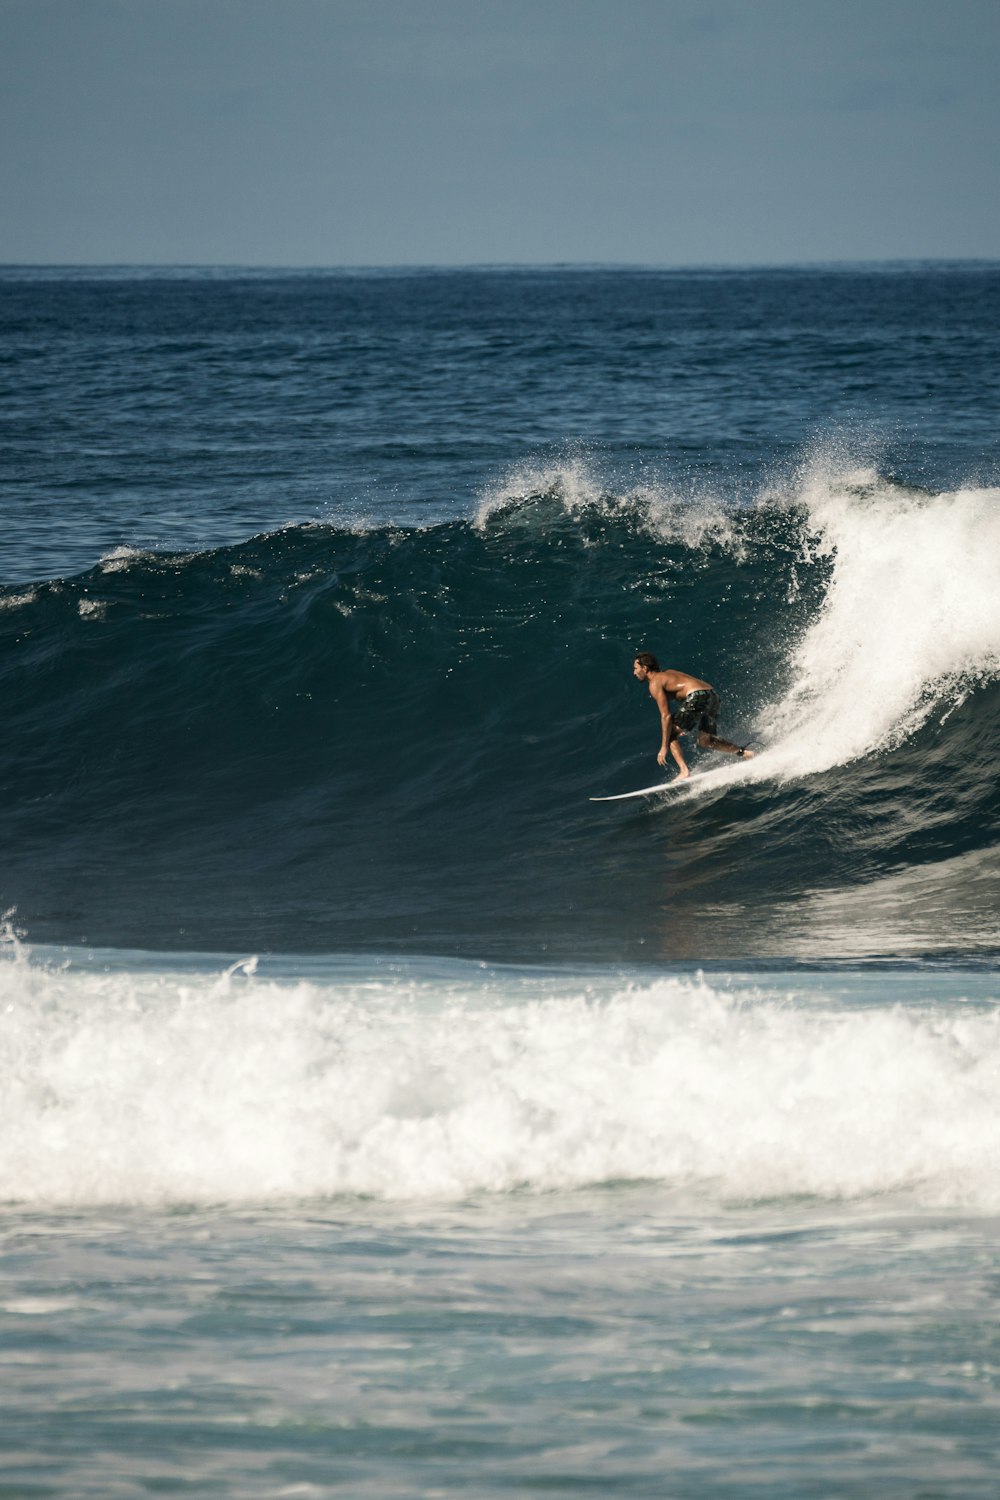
[697,730,754,757]
[669,728,691,778]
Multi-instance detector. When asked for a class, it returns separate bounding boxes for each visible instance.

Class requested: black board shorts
[673,688,720,735]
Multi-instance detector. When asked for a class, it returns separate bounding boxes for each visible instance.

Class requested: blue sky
[2,0,998,265]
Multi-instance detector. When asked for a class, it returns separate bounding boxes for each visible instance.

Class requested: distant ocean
[2,265,999,1496]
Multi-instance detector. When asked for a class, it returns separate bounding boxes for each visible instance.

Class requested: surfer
[633,653,754,779]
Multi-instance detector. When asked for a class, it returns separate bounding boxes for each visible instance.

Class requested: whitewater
[3,934,1000,1209]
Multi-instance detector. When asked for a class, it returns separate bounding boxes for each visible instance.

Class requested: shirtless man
[633,652,754,779]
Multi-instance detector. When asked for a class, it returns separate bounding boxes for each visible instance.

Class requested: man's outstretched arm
[651,681,690,776]
[651,682,673,766]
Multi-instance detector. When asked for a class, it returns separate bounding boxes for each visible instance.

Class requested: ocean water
[1,264,1000,1496]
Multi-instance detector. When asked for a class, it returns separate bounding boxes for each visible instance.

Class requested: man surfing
[632,653,754,779]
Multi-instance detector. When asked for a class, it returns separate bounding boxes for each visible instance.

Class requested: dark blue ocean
[2,265,1000,1496]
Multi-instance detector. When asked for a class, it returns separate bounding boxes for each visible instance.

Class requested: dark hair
[634,651,660,671]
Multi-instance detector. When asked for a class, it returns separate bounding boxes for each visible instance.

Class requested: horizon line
[2,256,999,277]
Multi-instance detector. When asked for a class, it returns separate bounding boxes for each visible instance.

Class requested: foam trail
[3,951,1000,1209]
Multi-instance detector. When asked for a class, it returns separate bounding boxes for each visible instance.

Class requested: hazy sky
[2,0,998,265]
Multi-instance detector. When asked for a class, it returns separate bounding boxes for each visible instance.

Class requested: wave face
[3,947,1000,1209]
[1,464,999,959]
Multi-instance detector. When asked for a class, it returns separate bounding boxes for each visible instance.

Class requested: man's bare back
[632,653,754,778]
[643,668,713,700]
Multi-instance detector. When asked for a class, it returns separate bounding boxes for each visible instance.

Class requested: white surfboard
[591,756,760,803]
[590,780,678,802]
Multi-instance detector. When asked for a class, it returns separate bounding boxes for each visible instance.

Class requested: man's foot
[676,766,691,779]
[737,746,755,759]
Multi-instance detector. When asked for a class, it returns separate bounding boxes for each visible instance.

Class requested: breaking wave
[0,463,997,958]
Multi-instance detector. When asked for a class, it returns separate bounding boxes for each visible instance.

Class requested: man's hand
[657,747,668,767]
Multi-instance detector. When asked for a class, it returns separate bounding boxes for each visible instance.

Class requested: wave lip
[754,469,1000,778]
[3,949,1000,1210]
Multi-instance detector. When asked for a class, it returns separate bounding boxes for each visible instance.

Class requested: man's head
[633,652,660,680]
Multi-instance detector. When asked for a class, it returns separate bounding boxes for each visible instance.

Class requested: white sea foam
[98,544,204,574]
[0,590,37,611]
[2,946,999,1210]
[77,597,108,620]
[652,462,1000,787]
[750,466,1000,778]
